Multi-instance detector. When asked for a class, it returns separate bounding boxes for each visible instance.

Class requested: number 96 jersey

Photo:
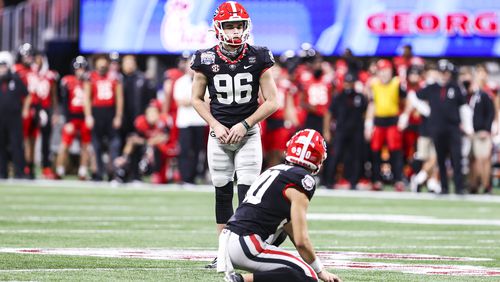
[190,44,274,128]
[226,164,316,241]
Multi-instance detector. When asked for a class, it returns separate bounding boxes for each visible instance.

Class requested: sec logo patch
[301,175,315,191]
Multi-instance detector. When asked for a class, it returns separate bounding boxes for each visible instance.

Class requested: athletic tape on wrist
[310,257,324,273]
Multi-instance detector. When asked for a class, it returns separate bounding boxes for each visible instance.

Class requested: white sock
[415,171,428,185]
[78,166,88,177]
[56,166,65,176]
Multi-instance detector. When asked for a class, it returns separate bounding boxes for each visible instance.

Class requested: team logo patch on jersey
[229,64,237,71]
[201,52,215,65]
[301,175,315,191]
[248,56,256,64]
[211,64,220,73]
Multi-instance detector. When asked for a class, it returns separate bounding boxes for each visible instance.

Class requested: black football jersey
[226,164,316,241]
[190,44,274,128]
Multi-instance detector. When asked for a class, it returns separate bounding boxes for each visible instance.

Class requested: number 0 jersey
[226,164,316,241]
[190,44,274,128]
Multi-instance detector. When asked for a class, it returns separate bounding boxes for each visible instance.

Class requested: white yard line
[2,213,500,226]
[0,248,498,276]
[308,213,500,226]
[0,216,212,222]
[0,229,214,234]
[1,179,500,203]
[0,268,179,273]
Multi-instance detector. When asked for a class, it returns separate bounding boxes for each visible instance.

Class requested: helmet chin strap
[220,43,244,59]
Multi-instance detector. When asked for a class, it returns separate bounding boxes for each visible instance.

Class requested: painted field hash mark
[1,248,499,277]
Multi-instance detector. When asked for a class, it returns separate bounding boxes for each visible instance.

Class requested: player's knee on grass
[254,267,317,282]
[215,182,234,224]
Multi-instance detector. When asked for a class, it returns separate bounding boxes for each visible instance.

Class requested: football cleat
[205,257,217,269]
[224,272,243,282]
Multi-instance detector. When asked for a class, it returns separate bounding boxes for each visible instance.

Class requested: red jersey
[27,70,58,109]
[303,77,332,116]
[88,71,119,107]
[134,114,172,139]
[61,75,85,116]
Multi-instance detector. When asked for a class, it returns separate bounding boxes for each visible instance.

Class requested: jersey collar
[215,44,249,65]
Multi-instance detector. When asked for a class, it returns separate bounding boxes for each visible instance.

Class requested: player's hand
[227,122,247,144]
[318,270,342,282]
[85,115,94,129]
[478,130,490,139]
[64,123,75,134]
[213,123,230,144]
[113,116,122,129]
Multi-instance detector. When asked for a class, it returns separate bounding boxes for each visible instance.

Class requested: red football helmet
[213,1,251,46]
[285,129,327,175]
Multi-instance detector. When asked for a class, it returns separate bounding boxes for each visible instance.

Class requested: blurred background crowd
[1,0,500,195]
[1,42,499,195]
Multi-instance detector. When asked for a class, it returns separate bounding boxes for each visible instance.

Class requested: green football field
[0,181,499,281]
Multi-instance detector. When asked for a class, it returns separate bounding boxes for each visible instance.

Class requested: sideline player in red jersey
[23,51,59,179]
[114,100,175,183]
[262,64,298,167]
[83,54,124,181]
[55,56,91,180]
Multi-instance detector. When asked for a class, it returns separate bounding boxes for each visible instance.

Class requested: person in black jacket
[465,80,495,194]
[416,60,469,194]
[323,73,367,189]
[0,52,28,179]
[121,55,156,141]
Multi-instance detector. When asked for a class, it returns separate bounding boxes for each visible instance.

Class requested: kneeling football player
[218,129,341,282]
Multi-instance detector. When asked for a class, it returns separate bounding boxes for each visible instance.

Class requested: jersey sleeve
[288,167,316,200]
[189,50,203,72]
[261,47,275,70]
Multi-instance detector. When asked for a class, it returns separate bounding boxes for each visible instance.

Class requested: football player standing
[191,1,278,268]
[218,129,341,282]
